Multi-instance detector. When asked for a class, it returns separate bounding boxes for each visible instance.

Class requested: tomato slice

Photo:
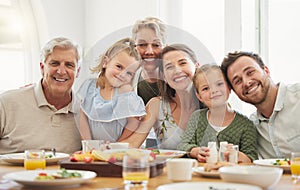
[38,172,48,176]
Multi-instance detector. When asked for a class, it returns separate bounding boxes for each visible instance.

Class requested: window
[264,0,300,84]
[0,0,25,92]
[182,0,224,64]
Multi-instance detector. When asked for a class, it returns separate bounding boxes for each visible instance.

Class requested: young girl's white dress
[77,78,146,142]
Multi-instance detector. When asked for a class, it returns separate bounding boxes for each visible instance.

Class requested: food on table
[91,150,111,162]
[70,149,155,163]
[70,152,95,163]
[45,154,54,158]
[147,148,175,157]
[35,168,82,180]
[203,162,233,172]
[272,158,290,166]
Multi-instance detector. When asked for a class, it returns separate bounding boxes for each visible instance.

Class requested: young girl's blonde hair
[193,64,222,94]
[91,38,141,88]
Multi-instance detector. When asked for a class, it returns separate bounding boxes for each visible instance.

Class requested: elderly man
[221,51,300,159]
[0,37,82,154]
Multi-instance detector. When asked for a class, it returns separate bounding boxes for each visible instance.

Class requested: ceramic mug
[166,158,198,181]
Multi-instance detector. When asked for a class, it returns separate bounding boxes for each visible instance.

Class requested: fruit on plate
[91,150,111,161]
[70,152,94,163]
[92,149,155,163]
[70,149,156,163]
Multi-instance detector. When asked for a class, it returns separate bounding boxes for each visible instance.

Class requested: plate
[156,182,262,190]
[3,169,96,187]
[193,166,220,178]
[155,149,186,159]
[0,152,69,164]
[253,159,290,171]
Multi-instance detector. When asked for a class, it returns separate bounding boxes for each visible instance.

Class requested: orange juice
[123,172,149,182]
[291,153,300,179]
[122,154,150,186]
[24,159,46,170]
[291,163,300,175]
[24,150,46,170]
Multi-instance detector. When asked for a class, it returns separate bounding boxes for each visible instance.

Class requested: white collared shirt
[250,83,300,159]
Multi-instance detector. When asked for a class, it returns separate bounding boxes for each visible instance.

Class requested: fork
[43,148,56,156]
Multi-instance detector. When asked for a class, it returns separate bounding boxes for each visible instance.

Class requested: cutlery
[43,148,56,156]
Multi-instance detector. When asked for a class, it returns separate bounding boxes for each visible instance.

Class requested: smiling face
[103,51,140,88]
[40,46,78,98]
[227,56,271,105]
[195,69,230,109]
[134,28,163,72]
[162,50,197,91]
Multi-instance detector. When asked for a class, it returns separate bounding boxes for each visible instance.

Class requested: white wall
[33,0,85,48]
[32,0,215,91]
[84,0,160,52]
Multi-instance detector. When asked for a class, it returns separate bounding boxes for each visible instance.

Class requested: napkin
[0,180,21,190]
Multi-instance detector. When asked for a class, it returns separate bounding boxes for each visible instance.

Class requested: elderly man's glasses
[135,43,162,50]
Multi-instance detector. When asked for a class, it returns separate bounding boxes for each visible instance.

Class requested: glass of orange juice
[24,150,46,170]
[291,152,300,183]
[122,154,150,188]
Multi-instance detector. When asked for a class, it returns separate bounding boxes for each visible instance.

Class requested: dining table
[0,159,299,190]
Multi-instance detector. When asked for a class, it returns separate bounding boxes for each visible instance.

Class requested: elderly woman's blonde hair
[131,17,166,44]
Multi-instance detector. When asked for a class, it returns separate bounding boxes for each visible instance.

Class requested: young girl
[77,38,146,143]
[178,64,258,163]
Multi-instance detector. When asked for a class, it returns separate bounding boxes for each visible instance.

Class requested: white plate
[193,166,220,178]
[156,182,262,190]
[253,159,290,171]
[3,169,96,187]
[155,149,186,159]
[0,152,69,164]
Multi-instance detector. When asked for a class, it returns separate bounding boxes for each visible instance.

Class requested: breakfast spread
[69,149,155,163]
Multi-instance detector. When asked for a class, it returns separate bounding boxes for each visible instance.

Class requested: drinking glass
[24,149,46,170]
[122,154,150,188]
[81,140,105,153]
[291,152,300,183]
[228,145,239,164]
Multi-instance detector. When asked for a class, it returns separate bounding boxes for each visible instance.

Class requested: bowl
[219,165,283,189]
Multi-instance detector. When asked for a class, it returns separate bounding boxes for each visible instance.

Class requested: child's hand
[190,146,209,162]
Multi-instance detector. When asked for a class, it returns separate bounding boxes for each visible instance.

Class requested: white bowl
[219,165,283,189]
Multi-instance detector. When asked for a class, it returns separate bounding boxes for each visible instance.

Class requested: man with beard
[221,51,300,159]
